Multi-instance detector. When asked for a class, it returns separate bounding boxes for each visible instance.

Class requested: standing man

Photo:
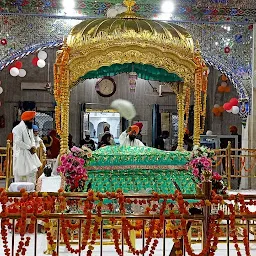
[12,111,42,184]
[119,125,145,147]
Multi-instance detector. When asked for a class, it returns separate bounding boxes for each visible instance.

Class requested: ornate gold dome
[67,17,194,57]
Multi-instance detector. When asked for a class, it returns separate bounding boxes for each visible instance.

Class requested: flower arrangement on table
[57,146,92,192]
[188,145,226,194]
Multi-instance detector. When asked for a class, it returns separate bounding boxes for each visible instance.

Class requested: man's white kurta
[119,131,145,147]
[12,121,42,178]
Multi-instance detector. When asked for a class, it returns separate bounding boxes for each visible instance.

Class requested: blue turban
[32,125,39,131]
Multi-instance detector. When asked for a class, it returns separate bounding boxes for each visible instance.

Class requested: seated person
[80,130,96,150]
[98,133,113,149]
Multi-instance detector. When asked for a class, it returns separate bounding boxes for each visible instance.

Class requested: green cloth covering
[80,63,183,82]
[84,146,196,194]
[88,146,190,167]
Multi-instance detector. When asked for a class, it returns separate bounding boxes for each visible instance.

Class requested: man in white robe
[119,125,145,147]
[12,111,42,184]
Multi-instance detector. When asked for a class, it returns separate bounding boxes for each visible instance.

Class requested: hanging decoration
[8,61,26,77]
[0,39,7,46]
[223,98,240,114]
[128,72,138,91]
[32,57,39,66]
[9,67,19,77]
[19,69,27,78]
[212,104,224,116]
[217,74,231,93]
[37,59,46,68]
[37,50,48,60]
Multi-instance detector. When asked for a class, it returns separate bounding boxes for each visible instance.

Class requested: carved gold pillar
[176,82,186,151]
[193,69,202,146]
[60,69,70,154]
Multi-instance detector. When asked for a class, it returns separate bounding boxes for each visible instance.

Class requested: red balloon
[229,98,239,106]
[15,61,22,69]
[32,57,39,66]
[223,103,232,111]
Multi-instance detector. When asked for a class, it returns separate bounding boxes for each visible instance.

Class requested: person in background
[98,123,115,145]
[33,125,46,152]
[12,111,42,184]
[7,121,20,145]
[80,130,96,150]
[98,133,112,149]
[44,130,60,159]
[68,134,75,150]
[230,125,241,148]
[155,131,170,150]
[184,133,193,151]
[134,122,143,142]
[119,125,145,147]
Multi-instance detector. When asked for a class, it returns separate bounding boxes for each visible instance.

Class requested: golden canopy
[54,0,208,153]
[64,14,197,87]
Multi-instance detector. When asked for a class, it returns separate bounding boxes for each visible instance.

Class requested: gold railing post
[227,141,232,190]
[177,82,185,151]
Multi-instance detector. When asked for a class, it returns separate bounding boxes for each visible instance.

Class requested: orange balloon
[212,108,219,115]
[218,86,225,93]
[215,112,221,117]
[221,74,228,81]
[219,106,224,113]
[224,86,231,93]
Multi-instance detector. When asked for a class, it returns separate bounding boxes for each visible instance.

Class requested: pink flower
[212,172,222,181]
[192,168,199,177]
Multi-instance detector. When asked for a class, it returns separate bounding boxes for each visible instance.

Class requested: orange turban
[21,111,36,121]
[134,122,143,130]
[128,125,139,135]
[229,126,237,133]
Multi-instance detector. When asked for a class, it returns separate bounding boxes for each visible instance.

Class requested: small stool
[8,182,35,192]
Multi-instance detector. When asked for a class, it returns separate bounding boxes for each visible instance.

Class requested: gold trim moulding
[86,165,189,171]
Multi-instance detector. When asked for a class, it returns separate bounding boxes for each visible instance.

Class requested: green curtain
[80,63,182,82]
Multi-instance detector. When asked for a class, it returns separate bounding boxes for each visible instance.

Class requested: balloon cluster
[212,104,224,116]
[32,50,47,68]
[223,98,239,114]
[217,74,230,93]
[9,61,26,77]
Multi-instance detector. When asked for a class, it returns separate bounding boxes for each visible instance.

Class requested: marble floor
[0,231,255,256]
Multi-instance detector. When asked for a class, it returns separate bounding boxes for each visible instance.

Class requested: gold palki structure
[54,0,208,153]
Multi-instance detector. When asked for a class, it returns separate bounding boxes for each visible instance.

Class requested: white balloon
[10,67,19,77]
[37,50,47,60]
[206,130,213,136]
[19,69,26,77]
[214,104,220,108]
[0,87,3,94]
[37,59,46,68]
[232,106,239,115]
[226,109,232,113]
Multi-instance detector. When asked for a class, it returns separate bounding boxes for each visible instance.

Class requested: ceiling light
[62,0,75,10]
[161,1,175,13]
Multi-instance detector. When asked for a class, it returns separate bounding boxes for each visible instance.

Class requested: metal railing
[2,183,256,256]
[213,142,256,190]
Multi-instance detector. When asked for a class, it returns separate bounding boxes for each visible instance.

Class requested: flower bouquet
[188,145,226,194]
[57,146,92,192]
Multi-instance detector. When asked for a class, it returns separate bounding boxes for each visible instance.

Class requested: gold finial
[123,0,136,14]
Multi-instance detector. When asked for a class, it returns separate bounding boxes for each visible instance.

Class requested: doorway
[83,109,121,145]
